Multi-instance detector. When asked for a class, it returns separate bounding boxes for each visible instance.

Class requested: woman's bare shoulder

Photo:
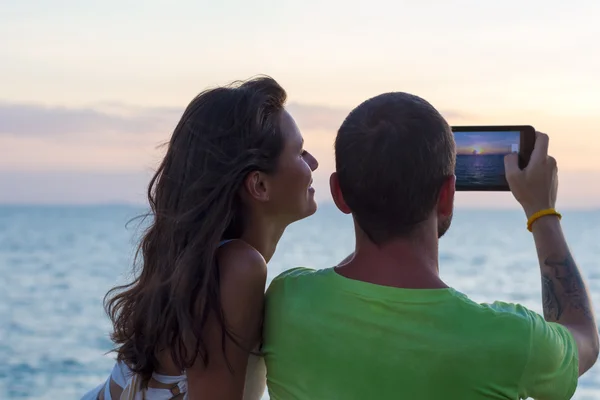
[216,240,267,308]
[217,240,267,282]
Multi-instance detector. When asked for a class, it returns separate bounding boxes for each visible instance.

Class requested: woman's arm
[186,241,267,400]
[243,354,267,400]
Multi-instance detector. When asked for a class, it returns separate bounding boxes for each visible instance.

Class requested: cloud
[287,103,350,131]
[0,100,468,138]
[0,170,152,205]
[0,170,335,205]
[0,102,180,136]
[0,101,350,138]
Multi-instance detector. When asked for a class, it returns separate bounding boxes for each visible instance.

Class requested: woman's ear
[243,171,270,202]
[330,172,352,214]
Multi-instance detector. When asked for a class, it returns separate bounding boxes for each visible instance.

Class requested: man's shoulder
[273,266,319,281]
[468,299,576,355]
[480,300,543,320]
[469,299,547,328]
[480,301,577,352]
[451,295,548,337]
[267,267,324,295]
[476,302,579,398]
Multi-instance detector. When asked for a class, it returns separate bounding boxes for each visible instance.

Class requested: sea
[456,154,508,188]
[2,203,600,399]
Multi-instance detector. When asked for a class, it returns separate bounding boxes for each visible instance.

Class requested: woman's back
[92,241,268,400]
[95,350,266,400]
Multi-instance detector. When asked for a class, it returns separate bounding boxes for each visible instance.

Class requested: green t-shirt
[263,267,579,399]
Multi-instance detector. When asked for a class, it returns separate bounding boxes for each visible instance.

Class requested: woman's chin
[288,191,318,223]
[305,197,318,217]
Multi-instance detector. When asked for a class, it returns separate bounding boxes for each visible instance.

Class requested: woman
[83,76,319,400]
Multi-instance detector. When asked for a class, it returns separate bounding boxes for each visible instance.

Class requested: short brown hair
[335,92,455,244]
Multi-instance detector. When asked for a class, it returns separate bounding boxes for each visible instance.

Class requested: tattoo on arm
[542,274,563,321]
[542,252,593,322]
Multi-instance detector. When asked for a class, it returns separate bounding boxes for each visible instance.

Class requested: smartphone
[451,125,536,191]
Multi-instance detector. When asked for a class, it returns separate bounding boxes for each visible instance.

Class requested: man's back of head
[334,92,455,244]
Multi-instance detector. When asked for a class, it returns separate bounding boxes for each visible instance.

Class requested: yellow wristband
[527,208,562,232]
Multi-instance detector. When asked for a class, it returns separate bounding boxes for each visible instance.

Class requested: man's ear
[330,172,351,214]
[437,175,456,218]
[243,171,270,202]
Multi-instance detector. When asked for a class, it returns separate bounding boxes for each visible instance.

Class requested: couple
[84,76,598,400]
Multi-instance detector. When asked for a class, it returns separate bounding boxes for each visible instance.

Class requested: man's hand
[504,131,558,218]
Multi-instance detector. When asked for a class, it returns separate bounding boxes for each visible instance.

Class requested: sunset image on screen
[454,130,519,188]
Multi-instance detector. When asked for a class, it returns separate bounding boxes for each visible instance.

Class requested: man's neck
[335,233,448,290]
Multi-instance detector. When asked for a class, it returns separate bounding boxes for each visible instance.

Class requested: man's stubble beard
[437,212,453,239]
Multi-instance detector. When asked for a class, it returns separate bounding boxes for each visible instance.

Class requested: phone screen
[454,130,520,190]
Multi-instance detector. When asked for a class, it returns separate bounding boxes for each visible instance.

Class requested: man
[262,92,599,399]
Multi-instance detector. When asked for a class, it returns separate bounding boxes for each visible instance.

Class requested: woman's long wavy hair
[104,76,287,382]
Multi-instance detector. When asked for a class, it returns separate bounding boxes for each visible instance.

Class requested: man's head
[330,92,456,245]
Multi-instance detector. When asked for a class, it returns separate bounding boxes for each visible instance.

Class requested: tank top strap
[218,239,234,247]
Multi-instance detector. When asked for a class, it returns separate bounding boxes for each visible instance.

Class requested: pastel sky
[455,131,520,155]
[1,0,599,208]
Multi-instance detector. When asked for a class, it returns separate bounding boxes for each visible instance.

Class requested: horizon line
[1,202,599,212]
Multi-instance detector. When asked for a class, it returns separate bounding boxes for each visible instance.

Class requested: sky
[1,0,599,208]
[455,131,519,155]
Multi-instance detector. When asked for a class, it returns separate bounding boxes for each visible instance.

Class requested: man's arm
[532,216,599,375]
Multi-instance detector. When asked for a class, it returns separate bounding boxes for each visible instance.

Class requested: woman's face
[266,110,319,223]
